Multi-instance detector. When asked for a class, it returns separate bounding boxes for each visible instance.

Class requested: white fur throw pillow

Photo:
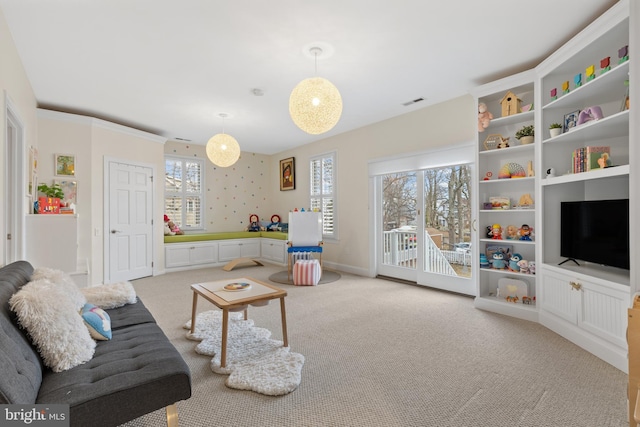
[9,279,96,372]
[81,281,137,309]
[31,267,86,311]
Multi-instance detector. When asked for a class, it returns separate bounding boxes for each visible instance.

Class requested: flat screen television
[560,199,629,270]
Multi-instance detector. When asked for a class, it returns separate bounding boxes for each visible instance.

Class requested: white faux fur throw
[9,278,96,372]
[81,282,137,309]
[31,267,86,310]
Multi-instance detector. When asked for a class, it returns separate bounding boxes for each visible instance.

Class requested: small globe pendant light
[289,46,343,135]
[206,113,240,167]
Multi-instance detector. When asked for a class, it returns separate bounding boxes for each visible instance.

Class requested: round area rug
[268,269,341,285]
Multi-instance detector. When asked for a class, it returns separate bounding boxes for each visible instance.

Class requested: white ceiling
[0,0,618,155]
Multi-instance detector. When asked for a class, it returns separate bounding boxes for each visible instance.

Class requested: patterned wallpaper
[165,141,273,232]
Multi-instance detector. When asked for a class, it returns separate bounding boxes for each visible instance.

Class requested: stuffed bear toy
[478,102,493,132]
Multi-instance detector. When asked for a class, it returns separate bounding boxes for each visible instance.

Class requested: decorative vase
[520,135,534,145]
[549,128,562,138]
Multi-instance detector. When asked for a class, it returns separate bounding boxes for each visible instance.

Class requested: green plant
[549,123,562,129]
[515,125,534,139]
[37,183,64,199]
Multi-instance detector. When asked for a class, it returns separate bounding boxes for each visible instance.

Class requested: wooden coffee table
[190,277,288,368]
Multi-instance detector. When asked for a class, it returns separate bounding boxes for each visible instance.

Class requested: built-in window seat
[164,232,288,271]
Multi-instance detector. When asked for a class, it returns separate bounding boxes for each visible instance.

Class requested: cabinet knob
[570,281,582,291]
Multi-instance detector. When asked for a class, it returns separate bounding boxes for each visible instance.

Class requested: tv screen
[560,199,629,270]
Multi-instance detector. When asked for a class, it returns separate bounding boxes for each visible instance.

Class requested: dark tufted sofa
[0,261,191,427]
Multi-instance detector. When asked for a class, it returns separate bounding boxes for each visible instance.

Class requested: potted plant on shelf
[515,125,534,145]
[549,123,563,138]
[37,183,64,214]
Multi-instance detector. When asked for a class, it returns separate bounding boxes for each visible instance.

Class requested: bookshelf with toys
[473,69,539,322]
[536,1,631,372]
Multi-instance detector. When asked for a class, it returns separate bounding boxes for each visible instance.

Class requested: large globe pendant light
[289,46,343,135]
[206,113,240,167]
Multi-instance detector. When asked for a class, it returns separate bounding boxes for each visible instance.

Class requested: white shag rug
[184,310,305,396]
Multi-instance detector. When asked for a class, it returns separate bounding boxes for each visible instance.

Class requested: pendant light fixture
[206,113,240,167]
[289,46,343,135]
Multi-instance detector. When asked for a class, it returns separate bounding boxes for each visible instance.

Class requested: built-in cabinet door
[578,279,628,348]
[165,242,217,268]
[261,240,286,263]
[219,239,260,261]
[541,266,628,348]
[540,268,578,324]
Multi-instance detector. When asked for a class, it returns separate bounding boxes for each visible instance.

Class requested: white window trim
[164,154,205,231]
[310,151,337,242]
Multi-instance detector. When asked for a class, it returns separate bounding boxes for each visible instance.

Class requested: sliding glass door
[375,159,474,295]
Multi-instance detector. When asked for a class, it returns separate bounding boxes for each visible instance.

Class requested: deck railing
[382,230,471,276]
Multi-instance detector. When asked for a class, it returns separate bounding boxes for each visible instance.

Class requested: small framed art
[563,110,580,133]
[280,157,295,191]
[55,180,78,206]
[55,154,76,177]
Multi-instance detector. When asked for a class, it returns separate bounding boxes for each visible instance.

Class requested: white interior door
[107,160,153,282]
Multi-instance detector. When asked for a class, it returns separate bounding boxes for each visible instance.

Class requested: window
[165,156,204,230]
[310,152,336,239]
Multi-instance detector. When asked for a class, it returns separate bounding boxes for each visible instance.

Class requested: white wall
[1,4,477,277]
[270,95,476,275]
[0,7,38,265]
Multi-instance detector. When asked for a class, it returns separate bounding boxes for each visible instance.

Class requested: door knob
[111,230,121,234]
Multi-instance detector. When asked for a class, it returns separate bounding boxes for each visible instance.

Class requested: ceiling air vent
[402,97,425,107]
[175,137,191,141]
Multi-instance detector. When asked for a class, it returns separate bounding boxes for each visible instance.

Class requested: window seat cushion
[164,231,288,243]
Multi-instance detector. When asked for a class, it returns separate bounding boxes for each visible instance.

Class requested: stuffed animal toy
[517,259,529,274]
[164,214,183,235]
[164,223,175,236]
[266,214,281,232]
[246,214,263,232]
[478,102,493,132]
[168,221,184,235]
[497,136,510,149]
[508,253,522,272]
[492,252,506,269]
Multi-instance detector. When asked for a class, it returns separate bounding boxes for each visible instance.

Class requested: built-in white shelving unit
[472,0,636,372]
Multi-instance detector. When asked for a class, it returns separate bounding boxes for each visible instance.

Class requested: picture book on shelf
[572,146,610,173]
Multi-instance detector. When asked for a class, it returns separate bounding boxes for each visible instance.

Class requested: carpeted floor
[122,264,628,427]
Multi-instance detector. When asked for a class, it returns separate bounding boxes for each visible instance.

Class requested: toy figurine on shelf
[505,225,518,240]
[562,80,570,94]
[519,224,533,241]
[479,254,490,269]
[574,73,582,88]
[490,223,502,240]
[586,65,595,82]
[509,253,522,272]
[517,259,529,274]
[492,252,507,269]
[600,56,611,74]
[486,226,493,238]
[619,45,629,64]
[550,88,557,101]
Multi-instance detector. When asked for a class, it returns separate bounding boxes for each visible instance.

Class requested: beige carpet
[121,264,628,427]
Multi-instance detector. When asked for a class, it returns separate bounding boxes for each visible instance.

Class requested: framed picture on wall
[280,157,295,191]
[54,180,78,206]
[55,154,76,177]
